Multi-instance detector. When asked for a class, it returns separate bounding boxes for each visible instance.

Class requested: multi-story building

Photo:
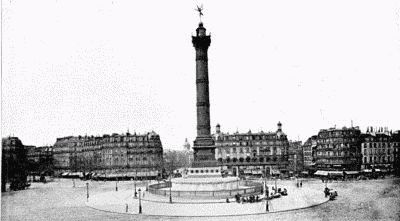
[183,138,194,166]
[302,135,317,170]
[53,136,76,173]
[213,122,290,177]
[1,137,29,191]
[288,141,303,173]
[314,127,362,171]
[26,145,54,175]
[392,131,400,176]
[53,131,164,179]
[361,127,394,171]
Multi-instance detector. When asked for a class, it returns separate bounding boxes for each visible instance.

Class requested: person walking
[324,187,329,197]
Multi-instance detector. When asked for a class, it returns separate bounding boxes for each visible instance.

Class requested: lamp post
[134,178,137,198]
[138,188,142,214]
[169,170,172,203]
[86,182,89,202]
[146,170,149,191]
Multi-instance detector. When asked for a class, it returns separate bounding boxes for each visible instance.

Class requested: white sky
[2,0,400,149]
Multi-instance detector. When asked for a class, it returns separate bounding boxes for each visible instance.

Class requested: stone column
[192,22,216,167]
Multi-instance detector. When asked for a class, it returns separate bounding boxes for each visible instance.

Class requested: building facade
[213,122,290,177]
[314,127,362,171]
[361,127,394,171]
[2,137,29,191]
[302,135,317,170]
[53,131,164,179]
[392,131,400,176]
[183,138,194,166]
[26,145,54,175]
[288,141,303,173]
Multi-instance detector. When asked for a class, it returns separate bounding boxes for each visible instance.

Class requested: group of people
[296,181,303,188]
[230,193,261,203]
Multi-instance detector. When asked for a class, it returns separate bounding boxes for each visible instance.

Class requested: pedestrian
[300,181,302,187]
[324,187,329,197]
[266,200,269,212]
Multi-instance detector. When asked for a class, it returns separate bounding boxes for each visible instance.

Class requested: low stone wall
[148,180,262,199]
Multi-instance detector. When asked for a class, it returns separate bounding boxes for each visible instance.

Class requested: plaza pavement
[3,178,399,220]
[86,179,329,217]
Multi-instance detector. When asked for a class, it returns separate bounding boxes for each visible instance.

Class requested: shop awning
[328,171,344,176]
[344,171,359,175]
[314,170,329,176]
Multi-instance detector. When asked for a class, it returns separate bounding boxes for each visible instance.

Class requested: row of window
[319,130,358,138]
[317,138,358,143]
[219,134,282,141]
[216,141,285,147]
[363,148,392,155]
[316,159,345,164]
[363,156,392,163]
[216,147,283,155]
[316,151,355,157]
[364,137,390,142]
[190,169,219,174]
[317,143,352,149]
[362,142,393,148]
[218,156,284,163]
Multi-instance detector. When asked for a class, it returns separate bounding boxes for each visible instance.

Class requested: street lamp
[86,182,89,202]
[138,188,142,214]
[132,178,137,198]
[146,170,149,191]
[169,169,172,203]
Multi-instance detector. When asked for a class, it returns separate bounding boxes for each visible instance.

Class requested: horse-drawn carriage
[324,187,338,200]
[328,189,338,200]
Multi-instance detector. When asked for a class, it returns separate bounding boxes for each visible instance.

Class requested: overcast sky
[2,0,400,149]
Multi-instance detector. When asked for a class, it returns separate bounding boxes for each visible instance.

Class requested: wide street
[2,178,400,221]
